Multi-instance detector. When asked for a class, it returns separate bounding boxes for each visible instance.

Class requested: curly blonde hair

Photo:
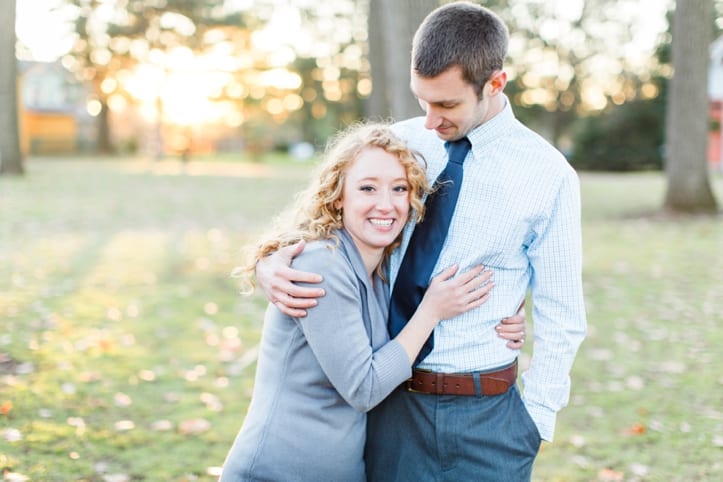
[236,122,429,291]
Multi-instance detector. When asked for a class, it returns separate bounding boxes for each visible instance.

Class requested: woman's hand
[419,264,493,321]
[496,304,526,349]
[397,264,492,364]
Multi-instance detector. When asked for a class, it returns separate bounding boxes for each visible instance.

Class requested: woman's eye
[393,185,409,192]
[359,185,375,192]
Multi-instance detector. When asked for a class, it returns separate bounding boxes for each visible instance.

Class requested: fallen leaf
[183,364,207,382]
[206,466,223,477]
[67,417,86,435]
[2,428,22,442]
[597,467,624,481]
[622,422,645,435]
[79,371,102,383]
[103,474,131,482]
[98,338,113,352]
[659,361,686,374]
[113,392,133,407]
[61,382,76,395]
[626,376,644,390]
[150,420,174,431]
[3,471,30,482]
[179,418,211,435]
[204,302,219,315]
[569,434,586,448]
[38,408,53,418]
[106,307,122,321]
[571,455,590,468]
[114,420,135,431]
[649,419,665,432]
[588,348,612,361]
[200,392,223,412]
[630,463,649,476]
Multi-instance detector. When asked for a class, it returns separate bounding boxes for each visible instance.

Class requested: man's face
[411,65,493,141]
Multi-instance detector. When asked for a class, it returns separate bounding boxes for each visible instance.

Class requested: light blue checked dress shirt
[390,97,587,441]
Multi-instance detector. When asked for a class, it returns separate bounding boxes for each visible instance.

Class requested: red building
[710,101,721,168]
[710,36,723,170]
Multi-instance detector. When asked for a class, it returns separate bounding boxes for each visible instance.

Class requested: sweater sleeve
[293,245,411,413]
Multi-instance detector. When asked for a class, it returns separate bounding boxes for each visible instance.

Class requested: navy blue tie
[388,137,471,364]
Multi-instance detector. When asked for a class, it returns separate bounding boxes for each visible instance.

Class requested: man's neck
[488,93,507,120]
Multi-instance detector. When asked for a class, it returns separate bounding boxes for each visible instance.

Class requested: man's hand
[496,301,527,349]
[255,240,325,317]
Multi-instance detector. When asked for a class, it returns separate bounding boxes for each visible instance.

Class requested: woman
[220,123,512,481]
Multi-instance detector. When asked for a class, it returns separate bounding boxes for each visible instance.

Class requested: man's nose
[424,108,442,130]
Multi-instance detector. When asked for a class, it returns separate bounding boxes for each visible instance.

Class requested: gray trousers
[365,384,541,482]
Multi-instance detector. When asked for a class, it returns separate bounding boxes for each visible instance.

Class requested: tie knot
[444,137,471,165]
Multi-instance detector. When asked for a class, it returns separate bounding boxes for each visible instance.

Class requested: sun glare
[15,0,674,134]
[16,0,76,61]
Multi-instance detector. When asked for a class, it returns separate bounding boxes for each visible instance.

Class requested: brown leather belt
[406,360,517,396]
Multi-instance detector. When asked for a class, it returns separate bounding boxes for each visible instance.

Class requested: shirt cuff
[522,399,557,442]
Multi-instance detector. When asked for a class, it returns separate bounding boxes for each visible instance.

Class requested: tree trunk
[92,76,114,155]
[366,0,438,121]
[664,0,718,213]
[0,0,24,176]
[366,0,386,119]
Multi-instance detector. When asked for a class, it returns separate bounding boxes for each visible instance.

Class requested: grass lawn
[1,158,722,481]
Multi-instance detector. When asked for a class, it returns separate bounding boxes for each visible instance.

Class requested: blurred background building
[10,1,723,172]
[709,35,723,169]
[19,61,96,155]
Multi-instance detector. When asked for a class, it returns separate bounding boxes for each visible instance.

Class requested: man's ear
[486,70,507,96]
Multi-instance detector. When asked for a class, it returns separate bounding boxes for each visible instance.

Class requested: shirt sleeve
[293,246,411,413]
[521,168,587,442]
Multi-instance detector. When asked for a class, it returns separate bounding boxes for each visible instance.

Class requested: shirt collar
[466,94,515,149]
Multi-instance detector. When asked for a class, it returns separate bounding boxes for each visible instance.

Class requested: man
[256,2,586,480]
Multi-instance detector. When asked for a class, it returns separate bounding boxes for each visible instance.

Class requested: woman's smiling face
[336,146,410,269]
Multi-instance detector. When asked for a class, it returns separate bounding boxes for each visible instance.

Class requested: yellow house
[19,61,91,155]
[21,110,77,155]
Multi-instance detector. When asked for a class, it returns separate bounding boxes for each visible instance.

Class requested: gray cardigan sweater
[220,229,411,482]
